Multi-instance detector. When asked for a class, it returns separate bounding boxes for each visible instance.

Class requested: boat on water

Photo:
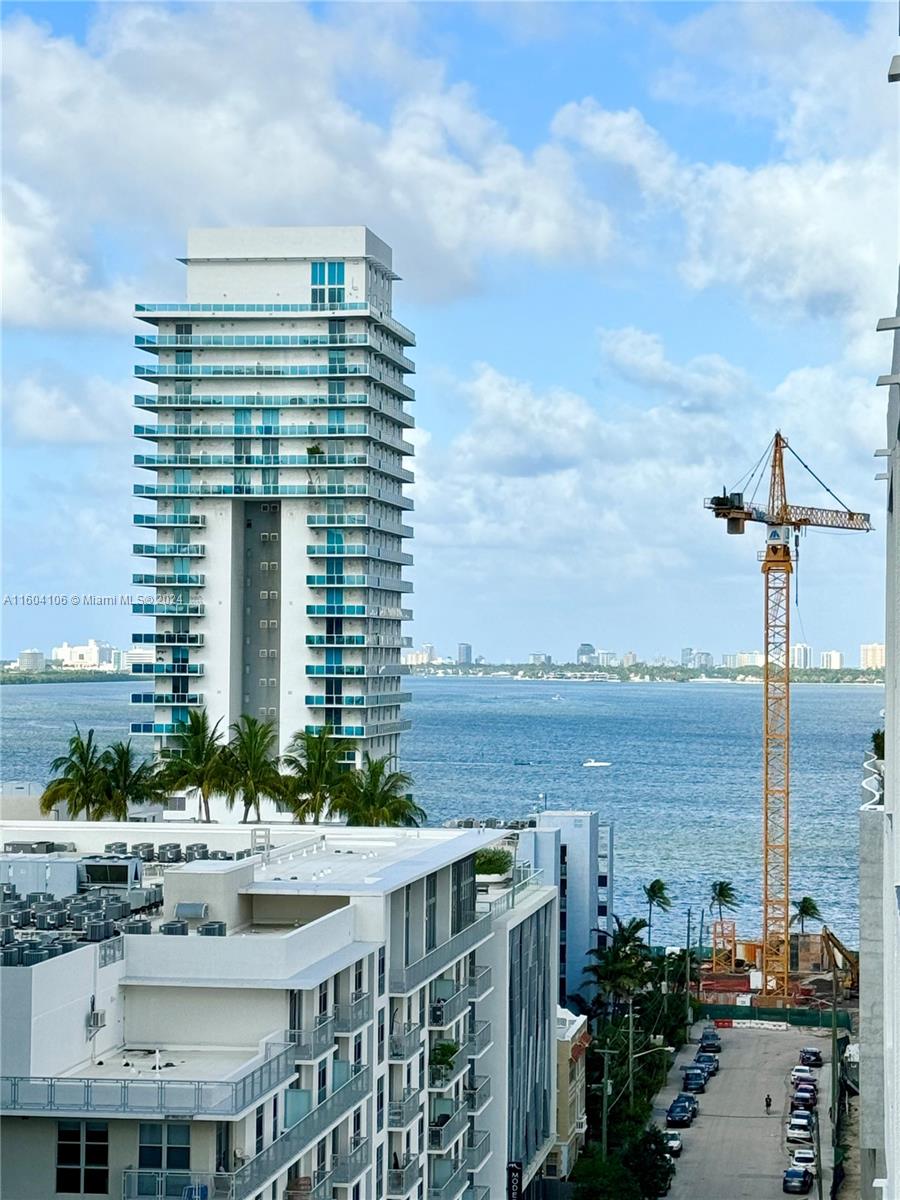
[582,759,611,768]
[551,694,563,701]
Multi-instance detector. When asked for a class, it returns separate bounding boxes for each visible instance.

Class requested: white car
[791,1149,817,1174]
[791,1066,819,1086]
[786,1117,814,1144]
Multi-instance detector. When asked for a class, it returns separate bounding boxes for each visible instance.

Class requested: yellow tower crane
[706,432,870,996]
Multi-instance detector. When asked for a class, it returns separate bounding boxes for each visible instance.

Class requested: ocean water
[0,677,881,946]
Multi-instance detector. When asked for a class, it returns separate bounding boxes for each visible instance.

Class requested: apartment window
[403,884,411,964]
[353,1032,363,1064]
[311,261,326,304]
[327,261,346,304]
[317,1060,328,1104]
[377,947,385,996]
[376,1076,385,1132]
[272,1094,279,1141]
[425,872,437,953]
[318,981,328,1016]
[174,323,192,337]
[138,1123,190,1172]
[376,1144,384,1200]
[254,1106,265,1154]
[377,1009,385,1063]
[56,1121,108,1194]
[354,958,364,995]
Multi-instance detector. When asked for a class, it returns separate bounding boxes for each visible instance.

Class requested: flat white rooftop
[63,1044,262,1084]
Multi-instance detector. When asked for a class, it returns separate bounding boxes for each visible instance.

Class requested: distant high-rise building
[51,640,114,669]
[681,647,694,667]
[598,651,618,667]
[422,643,435,663]
[621,651,638,668]
[576,642,596,665]
[16,649,45,672]
[791,643,814,669]
[820,650,845,670]
[694,651,714,670]
[457,642,472,666]
[530,652,552,666]
[737,650,765,668]
[721,654,738,668]
[861,642,886,670]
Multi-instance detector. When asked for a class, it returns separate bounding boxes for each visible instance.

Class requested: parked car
[786,1116,814,1144]
[791,1067,819,1088]
[662,1131,683,1157]
[666,1102,693,1128]
[685,1060,713,1082]
[681,1070,706,1093]
[676,1092,700,1117]
[799,1047,824,1068]
[792,1087,818,1110]
[791,1149,817,1175]
[693,1051,719,1074]
[783,1167,814,1194]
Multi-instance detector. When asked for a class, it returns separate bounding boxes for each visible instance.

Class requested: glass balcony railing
[387,1153,421,1196]
[132,574,205,587]
[137,333,371,349]
[1,1043,294,1119]
[387,1086,421,1128]
[131,723,188,736]
[134,485,411,510]
[428,981,470,1029]
[427,1099,468,1151]
[304,721,412,738]
[135,365,415,398]
[133,513,205,527]
[465,1130,491,1172]
[131,664,204,676]
[464,1075,491,1114]
[467,966,492,1001]
[463,1186,490,1200]
[306,514,413,538]
[132,632,204,646]
[466,1021,492,1059]
[133,543,206,556]
[428,1046,468,1093]
[389,1024,422,1063]
[132,603,205,616]
[304,693,411,708]
[133,391,415,427]
[333,992,372,1033]
[287,1015,334,1060]
[305,665,366,677]
[389,914,492,994]
[306,606,411,621]
[122,1169,234,1199]
[306,575,412,591]
[135,301,370,314]
[306,544,414,565]
[131,693,204,706]
[331,1136,370,1184]
[427,1160,468,1200]
[306,635,410,649]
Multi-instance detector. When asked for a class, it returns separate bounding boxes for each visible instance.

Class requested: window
[354,958,364,995]
[318,981,328,1016]
[377,946,385,996]
[255,1106,265,1154]
[317,1060,328,1104]
[327,261,345,304]
[139,1122,190,1172]
[378,1009,385,1064]
[425,872,437,953]
[353,1032,363,1064]
[376,1076,385,1132]
[272,1095,279,1141]
[376,1144,384,1200]
[311,261,326,304]
[56,1121,108,1195]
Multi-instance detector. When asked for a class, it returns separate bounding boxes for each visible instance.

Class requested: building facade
[791,643,813,670]
[576,644,596,666]
[16,650,45,672]
[457,645,472,667]
[131,227,414,761]
[860,643,886,670]
[0,821,558,1200]
[51,641,114,669]
[819,650,844,670]
[859,77,900,1196]
[545,1008,589,1183]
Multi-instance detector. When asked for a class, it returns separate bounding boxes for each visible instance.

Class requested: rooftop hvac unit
[160,920,188,936]
[158,844,183,863]
[22,948,49,966]
[186,843,209,860]
[104,842,128,855]
[123,919,151,935]
[87,1010,106,1030]
[86,920,112,942]
[197,921,226,937]
[131,843,156,861]
[35,912,60,930]
[105,901,127,921]
[1,945,20,965]
[26,892,53,904]
[52,842,77,853]
[209,851,234,861]
[46,944,65,958]
[0,927,13,946]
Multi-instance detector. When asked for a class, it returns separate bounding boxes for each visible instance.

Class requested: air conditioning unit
[87,1010,106,1030]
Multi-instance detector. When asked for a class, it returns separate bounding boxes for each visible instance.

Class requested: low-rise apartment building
[544,1008,589,1183]
[0,821,558,1200]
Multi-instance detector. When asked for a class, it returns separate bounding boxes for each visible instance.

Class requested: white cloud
[598,326,750,410]
[2,4,612,327]
[5,371,132,444]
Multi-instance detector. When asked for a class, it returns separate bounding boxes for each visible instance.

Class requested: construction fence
[698,1002,853,1031]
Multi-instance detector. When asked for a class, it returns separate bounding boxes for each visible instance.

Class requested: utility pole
[685,909,693,1038]
[627,996,635,1108]
[601,1049,611,1160]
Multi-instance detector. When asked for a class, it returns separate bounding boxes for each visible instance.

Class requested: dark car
[676,1092,700,1116]
[783,1167,814,1194]
[699,1036,722,1054]
[681,1070,706,1093]
[799,1047,824,1068]
[666,1102,693,1128]
[694,1052,719,1075]
[791,1087,818,1111]
[689,1060,714,1083]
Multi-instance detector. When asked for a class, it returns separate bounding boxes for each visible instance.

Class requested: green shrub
[474,848,513,876]
[430,1041,459,1066]
[873,728,885,759]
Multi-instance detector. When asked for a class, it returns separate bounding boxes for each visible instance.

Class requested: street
[652,1021,832,1200]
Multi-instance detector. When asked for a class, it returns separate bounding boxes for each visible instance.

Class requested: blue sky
[2,1,896,663]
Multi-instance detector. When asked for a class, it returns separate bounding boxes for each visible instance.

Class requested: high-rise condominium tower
[131,227,414,761]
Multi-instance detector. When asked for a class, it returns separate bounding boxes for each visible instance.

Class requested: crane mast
[706,432,870,997]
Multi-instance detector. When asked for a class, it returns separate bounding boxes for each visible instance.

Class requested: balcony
[306,664,409,678]
[306,543,414,565]
[387,1086,420,1129]
[427,1099,468,1152]
[466,1021,492,1059]
[333,991,372,1033]
[428,1046,467,1092]
[305,575,412,591]
[332,1135,369,1185]
[131,723,187,735]
[133,603,205,616]
[306,635,410,649]
[387,1154,421,1196]
[475,868,544,920]
[305,693,412,708]
[132,632,204,646]
[1,1042,295,1120]
[427,1161,468,1200]
[304,721,412,738]
[463,1187,490,1200]
[122,1170,234,1199]
[389,1023,422,1062]
[134,301,370,315]
[467,966,492,1002]
[429,980,470,1029]
[306,605,411,621]
[135,484,412,510]
[134,362,415,398]
[389,914,492,994]
[132,573,205,587]
[133,543,206,556]
[131,693,204,706]
[136,333,371,349]
[306,513,413,538]
[133,512,205,527]
[464,1075,491,1115]
[288,1016,334,1060]
[132,664,204,676]
[465,1130,491,1172]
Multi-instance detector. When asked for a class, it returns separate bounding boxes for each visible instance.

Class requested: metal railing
[428,1046,467,1091]
[99,937,125,968]
[429,981,469,1029]
[466,1021,492,1058]
[465,1130,491,1171]
[427,1161,468,1200]
[475,869,544,919]
[388,1087,421,1128]
[387,1154,421,1195]
[427,1100,468,1152]
[288,1016,334,1060]
[1,1043,294,1118]
[333,991,372,1033]
[390,914,491,993]
[332,1135,370,1184]
[467,965,491,1001]
[122,1169,233,1198]
[464,1075,491,1113]
[389,1023,422,1061]
[464,1186,490,1200]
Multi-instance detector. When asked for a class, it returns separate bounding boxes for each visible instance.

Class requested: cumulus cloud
[4,371,132,445]
[598,326,751,410]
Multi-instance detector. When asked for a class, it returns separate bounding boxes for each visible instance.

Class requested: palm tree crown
[791,896,823,934]
[642,878,672,949]
[280,726,352,823]
[341,754,424,827]
[709,880,739,924]
[99,741,164,821]
[40,726,107,820]
[224,716,281,823]
[160,710,228,822]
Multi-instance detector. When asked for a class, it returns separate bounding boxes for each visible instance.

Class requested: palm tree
[280,726,352,824]
[159,710,228,822]
[709,880,739,925]
[40,726,107,820]
[643,879,672,949]
[576,915,651,1021]
[791,896,823,934]
[99,741,165,821]
[341,754,424,826]
[223,716,281,823]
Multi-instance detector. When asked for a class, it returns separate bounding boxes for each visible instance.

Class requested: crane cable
[783,441,855,515]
